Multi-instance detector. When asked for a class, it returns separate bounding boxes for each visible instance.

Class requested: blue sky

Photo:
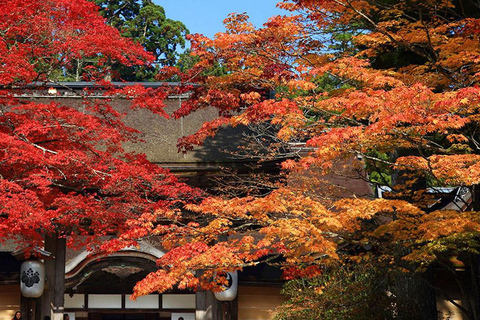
[156,0,288,39]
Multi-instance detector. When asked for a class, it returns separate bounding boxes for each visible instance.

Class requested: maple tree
[0,0,200,253]
[128,0,480,319]
[4,0,480,318]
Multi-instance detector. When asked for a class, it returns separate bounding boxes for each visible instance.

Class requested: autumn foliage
[0,0,200,251]
[5,0,480,317]
[134,0,480,317]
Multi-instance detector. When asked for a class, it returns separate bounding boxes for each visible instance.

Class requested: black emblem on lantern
[21,268,40,287]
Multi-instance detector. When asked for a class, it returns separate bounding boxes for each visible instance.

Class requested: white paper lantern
[20,260,45,298]
[214,271,238,301]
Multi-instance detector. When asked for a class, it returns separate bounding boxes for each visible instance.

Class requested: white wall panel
[88,294,122,308]
[162,294,196,309]
[64,294,85,308]
[125,294,159,309]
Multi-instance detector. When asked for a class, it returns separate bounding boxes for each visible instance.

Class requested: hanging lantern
[214,271,238,301]
[20,260,45,298]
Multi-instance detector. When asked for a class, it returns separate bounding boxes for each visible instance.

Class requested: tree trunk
[465,184,480,319]
[462,254,480,320]
[75,60,82,82]
[394,269,438,320]
[389,162,438,319]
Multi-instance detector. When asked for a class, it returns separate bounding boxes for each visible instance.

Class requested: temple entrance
[89,313,159,320]
[87,312,193,320]
[64,245,196,320]
[102,314,144,320]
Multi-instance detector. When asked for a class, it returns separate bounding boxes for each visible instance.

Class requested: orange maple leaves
[127,0,480,299]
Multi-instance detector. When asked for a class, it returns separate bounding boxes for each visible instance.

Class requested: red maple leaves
[0,0,200,252]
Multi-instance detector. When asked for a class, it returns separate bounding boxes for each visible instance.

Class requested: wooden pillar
[196,291,223,320]
[40,237,55,320]
[230,296,238,320]
[35,296,42,320]
[53,237,66,319]
[20,296,30,320]
[40,237,66,320]
[221,299,238,320]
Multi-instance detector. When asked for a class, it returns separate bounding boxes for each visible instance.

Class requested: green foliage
[275,263,395,320]
[93,0,189,80]
[365,151,392,186]
[176,49,228,76]
[326,24,361,58]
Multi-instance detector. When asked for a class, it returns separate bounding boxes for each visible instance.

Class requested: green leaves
[94,0,188,80]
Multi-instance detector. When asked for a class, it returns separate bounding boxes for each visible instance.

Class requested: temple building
[0,82,290,320]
